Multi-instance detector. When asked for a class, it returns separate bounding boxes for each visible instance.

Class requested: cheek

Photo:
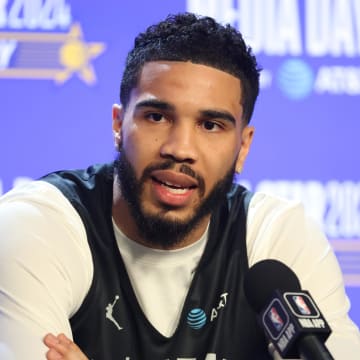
[202,147,237,186]
[204,137,239,168]
[122,130,159,176]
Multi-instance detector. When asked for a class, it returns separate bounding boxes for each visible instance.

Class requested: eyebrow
[200,109,236,125]
[134,99,236,125]
[134,99,175,112]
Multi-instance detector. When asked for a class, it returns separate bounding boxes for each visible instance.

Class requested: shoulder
[0,180,84,239]
[246,191,331,272]
[247,191,304,223]
[0,180,93,314]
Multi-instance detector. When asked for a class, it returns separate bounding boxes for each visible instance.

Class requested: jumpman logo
[105,295,123,330]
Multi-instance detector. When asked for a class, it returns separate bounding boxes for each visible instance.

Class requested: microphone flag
[261,290,331,358]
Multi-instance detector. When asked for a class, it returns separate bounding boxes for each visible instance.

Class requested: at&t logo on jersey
[187,292,229,330]
[187,308,207,329]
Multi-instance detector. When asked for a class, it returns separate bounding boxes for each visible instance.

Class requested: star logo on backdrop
[0,23,106,85]
[56,23,105,84]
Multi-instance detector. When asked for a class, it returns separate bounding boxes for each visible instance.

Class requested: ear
[235,125,255,173]
[112,104,124,149]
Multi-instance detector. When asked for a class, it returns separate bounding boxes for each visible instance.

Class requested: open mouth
[152,177,197,194]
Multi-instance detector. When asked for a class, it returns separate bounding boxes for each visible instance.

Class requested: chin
[148,206,197,224]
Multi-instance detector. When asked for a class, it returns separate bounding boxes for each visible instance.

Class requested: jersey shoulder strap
[226,183,253,215]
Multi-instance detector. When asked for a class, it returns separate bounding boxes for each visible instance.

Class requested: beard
[114,149,235,248]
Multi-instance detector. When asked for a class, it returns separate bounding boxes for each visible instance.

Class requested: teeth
[166,187,188,194]
[163,181,179,187]
[153,177,193,194]
[161,183,188,194]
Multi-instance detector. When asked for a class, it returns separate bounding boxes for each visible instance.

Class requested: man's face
[113,61,254,247]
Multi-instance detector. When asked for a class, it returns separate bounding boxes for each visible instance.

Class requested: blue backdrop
[1,0,359,326]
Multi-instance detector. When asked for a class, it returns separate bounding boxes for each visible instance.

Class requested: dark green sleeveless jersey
[43,163,270,360]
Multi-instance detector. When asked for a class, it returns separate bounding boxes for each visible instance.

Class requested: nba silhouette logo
[292,295,311,315]
[268,306,284,331]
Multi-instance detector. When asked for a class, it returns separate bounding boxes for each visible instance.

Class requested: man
[0,12,359,360]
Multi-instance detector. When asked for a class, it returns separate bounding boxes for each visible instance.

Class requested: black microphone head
[244,259,301,313]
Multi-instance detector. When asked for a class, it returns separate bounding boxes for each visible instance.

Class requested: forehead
[131,61,243,119]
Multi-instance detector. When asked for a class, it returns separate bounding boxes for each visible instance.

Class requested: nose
[159,122,198,163]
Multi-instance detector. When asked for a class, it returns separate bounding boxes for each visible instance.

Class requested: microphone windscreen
[244,259,301,313]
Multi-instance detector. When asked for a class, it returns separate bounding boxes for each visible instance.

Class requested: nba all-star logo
[0,0,105,85]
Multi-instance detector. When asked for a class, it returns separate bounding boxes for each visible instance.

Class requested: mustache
[141,160,205,195]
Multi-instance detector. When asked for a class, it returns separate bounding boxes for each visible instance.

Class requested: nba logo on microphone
[292,295,311,315]
[284,291,320,318]
[268,306,284,331]
[262,298,290,340]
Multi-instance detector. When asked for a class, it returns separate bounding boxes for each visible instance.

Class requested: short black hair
[120,12,261,124]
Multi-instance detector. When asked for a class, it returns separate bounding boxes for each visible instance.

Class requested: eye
[146,112,164,122]
[202,120,222,131]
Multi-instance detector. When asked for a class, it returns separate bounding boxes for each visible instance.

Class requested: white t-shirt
[0,180,359,359]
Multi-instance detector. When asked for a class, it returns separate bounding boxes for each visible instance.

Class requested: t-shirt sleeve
[246,192,360,359]
[0,181,93,359]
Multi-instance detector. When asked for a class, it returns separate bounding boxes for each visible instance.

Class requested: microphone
[243,259,334,359]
